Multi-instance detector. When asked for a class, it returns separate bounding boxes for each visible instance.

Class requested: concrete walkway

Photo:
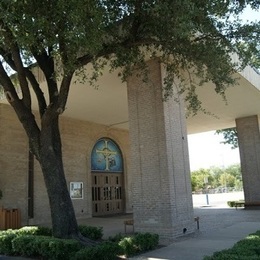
[128,192,260,260]
[79,203,260,260]
[130,221,260,260]
[2,192,260,260]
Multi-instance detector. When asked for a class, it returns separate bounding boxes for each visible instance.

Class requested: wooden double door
[92,173,124,216]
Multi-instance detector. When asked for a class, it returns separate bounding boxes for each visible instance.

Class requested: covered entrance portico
[83,60,260,240]
[186,63,260,210]
[1,57,260,241]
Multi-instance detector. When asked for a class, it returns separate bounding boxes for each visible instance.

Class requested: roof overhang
[1,62,260,134]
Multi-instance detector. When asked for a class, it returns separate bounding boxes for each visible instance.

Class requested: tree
[216,127,238,149]
[191,168,213,190]
[219,173,236,188]
[191,164,242,192]
[0,0,259,240]
[225,164,241,179]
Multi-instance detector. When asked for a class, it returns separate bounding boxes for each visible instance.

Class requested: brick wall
[0,103,131,226]
[0,104,28,224]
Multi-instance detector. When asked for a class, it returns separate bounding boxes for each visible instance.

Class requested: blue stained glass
[91,138,123,172]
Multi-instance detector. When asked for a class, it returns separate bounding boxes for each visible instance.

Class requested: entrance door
[91,138,124,216]
[92,173,123,216]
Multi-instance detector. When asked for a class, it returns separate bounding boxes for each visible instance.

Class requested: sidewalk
[130,221,260,260]
[2,216,260,260]
[128,194,260,260]
[2,193,260,260]
[79,205,260,260]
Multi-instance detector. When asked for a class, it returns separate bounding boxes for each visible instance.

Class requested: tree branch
[0,61,19,103]
[25,68,47,117]
[76,54,93,68]
[57,72,73,114]
[31,49,58,104]
[11,45,31,109]
[0,47,47,117]
[0,61,41,159]
[0,19,31,109]
[58,33,69,66]
[129,1,144,40]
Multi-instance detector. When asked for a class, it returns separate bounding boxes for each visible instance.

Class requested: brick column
[236,115,260,209]
[127,60,194,243]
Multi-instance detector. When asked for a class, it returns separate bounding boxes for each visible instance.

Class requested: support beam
[236,115,260,209]
[127,59,194,243]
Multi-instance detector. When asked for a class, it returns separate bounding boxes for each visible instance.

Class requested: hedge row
[0,226,159,259]
[204,231,260,260]
[119,232,159,256]
[0,225,103,240]
[0,225,102,258]
[227,200,244,208]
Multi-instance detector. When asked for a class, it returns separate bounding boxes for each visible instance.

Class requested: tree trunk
[37,115,78,238]
[39,155,78,238]
[36,114,98,245]
[39,154,78,238]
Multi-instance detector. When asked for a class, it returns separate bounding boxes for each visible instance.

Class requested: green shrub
[232,235,260,256]
[119,233,159,257]
[204,250,260,260]
[204,249,243,260]
[78,225,103,240]
[12,235,82,260]
[15,226,39,236]
[18,225,102,239]
[204,231,260,260]
[73,241,121,260]
[134,233,159,251]
[227,201,235,207]
[108,233,125,243]
[118,236,137,256]
[71,233,159,260]
[0,225,102,258]
[0,227,158,259]
[12,235,39,257]
[37,237,82,260]
[35,226,52,236]
[0,226,52,256]
[16,226,52,236]
[0,230,17,255]
[227,200,245,208]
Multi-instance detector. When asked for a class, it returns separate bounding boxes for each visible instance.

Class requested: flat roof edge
[232,54,260,91]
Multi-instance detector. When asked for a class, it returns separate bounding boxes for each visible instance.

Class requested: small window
[70,182,83,199]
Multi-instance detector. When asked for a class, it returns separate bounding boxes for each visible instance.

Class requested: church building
[1,59,260,241]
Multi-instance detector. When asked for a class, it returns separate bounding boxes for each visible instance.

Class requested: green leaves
[0,0,259,114]
[191,164,242,192]
[216,127,238,149]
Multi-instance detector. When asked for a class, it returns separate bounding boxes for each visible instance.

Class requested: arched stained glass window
[91,138,123,173]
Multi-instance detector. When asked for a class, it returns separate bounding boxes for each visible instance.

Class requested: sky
[187,131,240,171]
[240,6,260,21]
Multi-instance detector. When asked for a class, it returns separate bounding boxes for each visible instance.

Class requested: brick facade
[127,60,194,243]
[0,104,28,222]
[0,103,131,226]
[1,59,195,241]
